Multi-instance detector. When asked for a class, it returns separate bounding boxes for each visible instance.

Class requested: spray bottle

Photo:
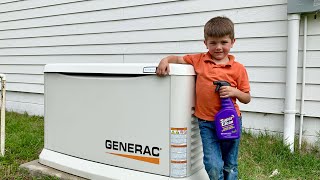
[213,81,240,140]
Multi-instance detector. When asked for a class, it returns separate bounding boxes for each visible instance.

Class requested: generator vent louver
[190,117,203,173]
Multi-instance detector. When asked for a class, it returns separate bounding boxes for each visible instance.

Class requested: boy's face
[204,35,235,61]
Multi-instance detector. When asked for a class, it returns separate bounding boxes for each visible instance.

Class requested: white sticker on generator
[170,128,187,144]
[170,128,187,177]
[143,66,157,73]
[171,145,187,161]
[171,152,187,161]
[171,160,187,177]
[171,145,187,154]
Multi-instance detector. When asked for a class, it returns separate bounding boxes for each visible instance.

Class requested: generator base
[39,149,208,180]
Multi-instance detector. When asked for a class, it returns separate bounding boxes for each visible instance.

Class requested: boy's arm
[235,91,251,104]
[218,86,251,104]
[156,55,187,76]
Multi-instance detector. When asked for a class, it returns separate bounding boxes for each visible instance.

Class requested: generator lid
[44,63,195,76]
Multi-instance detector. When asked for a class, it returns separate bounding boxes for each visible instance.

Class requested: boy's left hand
[218,86,238,98]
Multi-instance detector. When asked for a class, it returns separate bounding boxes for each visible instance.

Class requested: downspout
[0,74,6,156]
[284,14,300,153]
[299,15,307,150]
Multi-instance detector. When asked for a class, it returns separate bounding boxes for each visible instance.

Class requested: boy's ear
[231,38,236,48]
[203,40,208,49]
[232,38,236,45]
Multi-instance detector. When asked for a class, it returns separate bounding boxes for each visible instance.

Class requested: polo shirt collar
[203,52,235,67]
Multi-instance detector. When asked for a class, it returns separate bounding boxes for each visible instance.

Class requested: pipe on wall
[0,73,6,156]
[299,15,307,149]
[284,14,300,153]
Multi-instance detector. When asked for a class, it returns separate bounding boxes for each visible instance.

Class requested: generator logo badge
[105,140,161,164]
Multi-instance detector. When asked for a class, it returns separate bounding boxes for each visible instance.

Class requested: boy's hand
[219,86,251,104]
[156,59,170,76]
[218,86,238,98]
[156,55,186,76]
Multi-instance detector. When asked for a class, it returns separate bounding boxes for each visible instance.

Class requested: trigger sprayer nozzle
[213,81,231,92]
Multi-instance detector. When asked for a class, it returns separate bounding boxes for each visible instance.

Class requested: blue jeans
[198,117,241,180]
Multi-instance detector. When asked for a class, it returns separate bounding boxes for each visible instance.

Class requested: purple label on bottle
[219,115,236,132]
[215,109,240,140]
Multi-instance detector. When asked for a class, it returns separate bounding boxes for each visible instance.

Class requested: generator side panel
[169,75,203,178]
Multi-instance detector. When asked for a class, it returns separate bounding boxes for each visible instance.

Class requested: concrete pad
[20,160,88,180]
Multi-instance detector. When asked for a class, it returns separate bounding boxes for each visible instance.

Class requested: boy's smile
[204,36,235,64]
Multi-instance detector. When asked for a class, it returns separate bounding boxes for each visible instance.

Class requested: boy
[156,16,251,180]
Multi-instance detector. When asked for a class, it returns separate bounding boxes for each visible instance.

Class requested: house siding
[0,0,319,143]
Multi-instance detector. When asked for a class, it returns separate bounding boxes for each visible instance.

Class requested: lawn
[0,111,319,179]
[239,131,320,179]
[0,112,55,179]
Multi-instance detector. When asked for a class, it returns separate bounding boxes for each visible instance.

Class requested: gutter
[283,14,300,153]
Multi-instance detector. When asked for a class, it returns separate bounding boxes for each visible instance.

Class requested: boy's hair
[204,16,234,40]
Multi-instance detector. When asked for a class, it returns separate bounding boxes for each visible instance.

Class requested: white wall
[0,0,319,143]
[241,13,320,144]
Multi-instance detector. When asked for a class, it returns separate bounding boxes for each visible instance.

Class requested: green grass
[0,112,319,179]
[239,131,320,179]
[0,111,56,179]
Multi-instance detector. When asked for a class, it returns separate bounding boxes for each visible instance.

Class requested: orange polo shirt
[183,52,250,121]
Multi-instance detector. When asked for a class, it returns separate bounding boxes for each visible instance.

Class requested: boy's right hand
[156,55,186,76]
[156,58,170,76]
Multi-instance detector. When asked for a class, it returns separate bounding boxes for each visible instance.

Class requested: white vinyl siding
[0,0,319,142]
